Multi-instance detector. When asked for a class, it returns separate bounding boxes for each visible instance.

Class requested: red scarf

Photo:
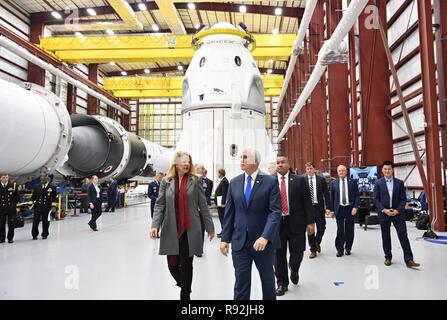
[168,175,191,267]
[175,174,191,239]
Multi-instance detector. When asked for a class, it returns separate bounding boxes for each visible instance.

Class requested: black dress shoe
[32,237,38,240]
[290,272,299,285]
[8,240,14,244]
[0,240,5,243]
[196,254,203,258]
[42,236,47,240]
[345,250,351,255]
[336,251,344,257]
[276,286,288,296]
[384,259,392,266]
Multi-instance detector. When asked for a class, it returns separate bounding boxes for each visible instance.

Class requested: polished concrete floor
[0,203,446,300]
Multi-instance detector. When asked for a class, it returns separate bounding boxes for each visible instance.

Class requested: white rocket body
[177,23,276,181]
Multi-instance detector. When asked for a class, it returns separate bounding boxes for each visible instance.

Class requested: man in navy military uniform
[105,178,118,213]
[148,173,163,218]
[0,173,21,244]
[30,175,57,240]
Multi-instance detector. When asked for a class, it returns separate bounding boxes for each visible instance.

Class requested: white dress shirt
[339,178,350,206]
[307,174,318,204]
[244,169,259,193]
[277,172,289,209]
[94,184,100,198]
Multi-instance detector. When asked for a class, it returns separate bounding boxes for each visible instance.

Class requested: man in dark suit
[214,168,229,238]
[0,173,20,244]
[105,178,118,213]
[274,156,314,296]
[304,162,330,258]
[374,160,420,268]
[148,173,163,218]
[220,148,281,300]
[329,165,360,257]
[30,175,57,240]
[87,175,102,231]
[196,165,213,255]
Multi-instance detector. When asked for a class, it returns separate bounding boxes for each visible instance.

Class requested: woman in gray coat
[150,151,215,300]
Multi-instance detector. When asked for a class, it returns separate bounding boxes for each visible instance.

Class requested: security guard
[30,175,57,240]
[0,173,20,243]
[148,172,163,218]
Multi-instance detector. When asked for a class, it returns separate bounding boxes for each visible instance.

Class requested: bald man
[328,165,360,257]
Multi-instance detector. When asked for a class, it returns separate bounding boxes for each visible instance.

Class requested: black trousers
[217,207,225,230]
[308,205,326,252]
[275,216,304,287]
[379,212,414,262]
[335,206,355,252]
[32,210,50,238]
[88,199,102,229]
[167,233,194,300]
[200,215,205,245]
[105,194,116,212]
[0,209,15,241]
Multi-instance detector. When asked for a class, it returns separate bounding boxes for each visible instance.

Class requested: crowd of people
[0,147,422,301]
[148,148,421,301]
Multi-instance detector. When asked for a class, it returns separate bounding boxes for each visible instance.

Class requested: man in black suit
[329,165,360,257]
[304,162,330,259]
[274,156,314,296]
[374,160,420,268]
[214,168,229,238]
[87,175,102,231]
[30,175,57,240]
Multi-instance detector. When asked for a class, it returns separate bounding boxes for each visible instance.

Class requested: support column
[66,82,77,114]
[122,99,130,130]
[434,0,447,185]
[27,18,45,86]
[418,0,445,231]
[327,0,351,175]
[309,0,328,171]
[358,0,393,165]
[87,64,100,115]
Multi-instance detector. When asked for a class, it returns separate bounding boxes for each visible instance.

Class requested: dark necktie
[309,176,315,204]
[280,176,289,215]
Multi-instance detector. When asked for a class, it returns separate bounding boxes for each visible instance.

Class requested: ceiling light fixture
[86,8,96,16]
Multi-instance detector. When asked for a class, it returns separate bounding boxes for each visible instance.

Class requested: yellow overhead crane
[103,75,284,99]
[39,34,296,64]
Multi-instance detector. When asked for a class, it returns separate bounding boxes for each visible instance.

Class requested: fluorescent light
[51,11,62,19]
[144,68,150,74]
[239,5,247,13]
[188,3,196,10]
[138,3,147,11]
[110,61,116,66]
[267,69,273,74]
[152,24,159,31]
[106,29,114,35]
[178,65,184,70]
[275,7,283,16]
[269,59,274,64]
[121,71,127,76]
[272,28,279,34]
[75,32,84,37]
[86,8,96,16]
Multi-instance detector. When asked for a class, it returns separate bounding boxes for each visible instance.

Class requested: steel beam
[309,0,328,171]
[327,0,351,175]
[358,0,393,165]
[87,64,100,115]
[27,18,45,86]
[417,0,445,231]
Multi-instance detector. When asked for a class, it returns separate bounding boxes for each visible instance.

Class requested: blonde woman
[150,151,215,300]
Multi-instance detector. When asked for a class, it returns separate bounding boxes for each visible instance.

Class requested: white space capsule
[177,22,276,181]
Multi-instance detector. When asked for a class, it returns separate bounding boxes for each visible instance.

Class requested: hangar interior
[0,0,446,300]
